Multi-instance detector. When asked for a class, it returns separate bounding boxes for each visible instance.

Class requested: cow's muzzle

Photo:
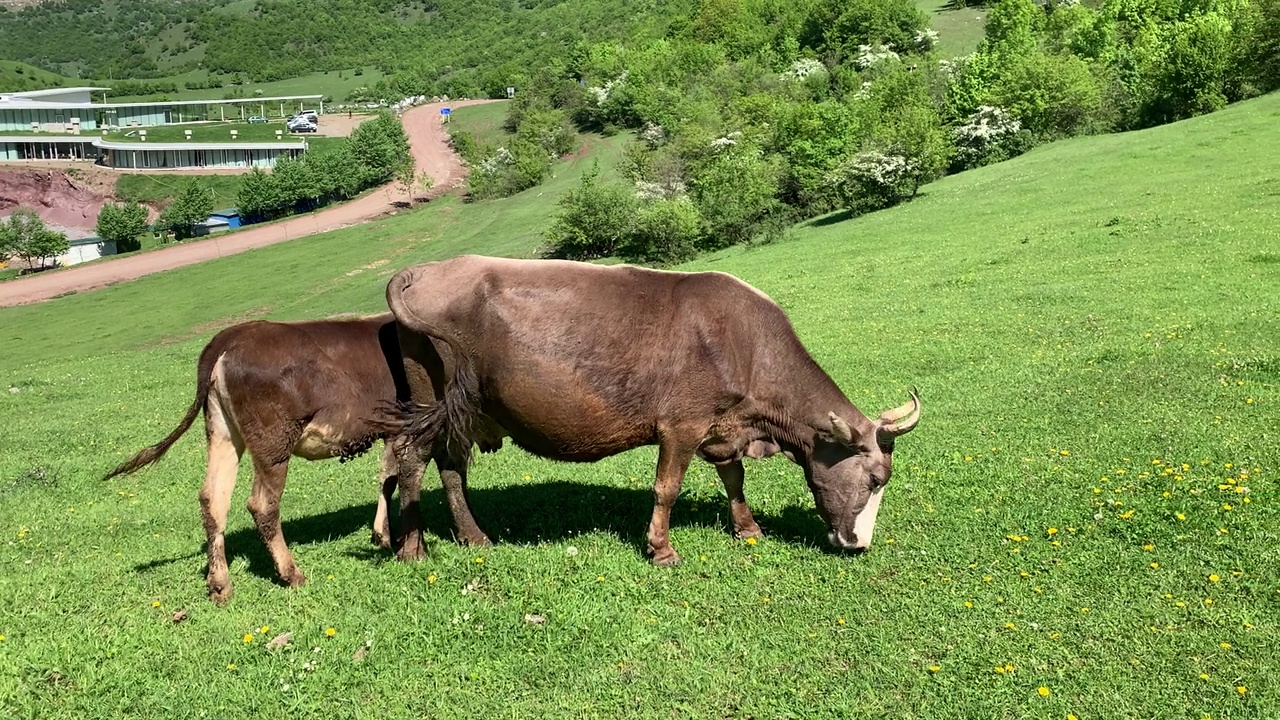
[827,530,869,554]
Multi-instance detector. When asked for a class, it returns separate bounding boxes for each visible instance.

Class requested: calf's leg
[246,457,306,588]
[199,417,243,604]
[371,441,398,549]
[715,460,763,539]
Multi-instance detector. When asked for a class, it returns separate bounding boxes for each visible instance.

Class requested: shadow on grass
[141,481,839,585]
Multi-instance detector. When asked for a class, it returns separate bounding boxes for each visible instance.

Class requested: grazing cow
[375,255,922,565]
[104,313,416,603]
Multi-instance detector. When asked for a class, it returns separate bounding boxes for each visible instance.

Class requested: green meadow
[0,95,1276,719]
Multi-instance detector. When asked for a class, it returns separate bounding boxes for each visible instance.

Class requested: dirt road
[0,99,497,308]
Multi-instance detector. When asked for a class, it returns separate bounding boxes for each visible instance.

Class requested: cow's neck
[751,354,871,453]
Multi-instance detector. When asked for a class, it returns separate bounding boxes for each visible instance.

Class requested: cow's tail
[102,333,231,480]
[376,267,482,463]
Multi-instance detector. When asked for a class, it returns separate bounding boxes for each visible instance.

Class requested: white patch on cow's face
[851,485,884,550]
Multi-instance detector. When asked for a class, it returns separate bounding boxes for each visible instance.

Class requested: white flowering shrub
[951,105,1031,171]
[826,150,921,212]
[782,58,827,82]
[586,71,629,106]
[855,44,900,69]
[914,29,940,52]
[633,178,688,201]
[639,122,666,147]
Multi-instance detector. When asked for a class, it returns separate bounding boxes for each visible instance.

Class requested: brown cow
[104,313,417,603]
[376,255,922,565]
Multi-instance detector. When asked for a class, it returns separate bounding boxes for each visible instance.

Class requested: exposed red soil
[0,99,499,307]
[0,167,110,231]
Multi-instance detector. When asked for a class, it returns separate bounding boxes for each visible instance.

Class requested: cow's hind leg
[646,426,699,566]
[371,441,398,549]
[437,447,491,548]
[391,435,428,561]
[716,460,763,540]
[246,457,306,588]
[199,421,243,604]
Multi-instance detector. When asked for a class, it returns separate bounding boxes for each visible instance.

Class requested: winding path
[0,99,498,308]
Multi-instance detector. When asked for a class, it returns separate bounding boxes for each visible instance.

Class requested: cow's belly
[293,419,375,461]
[485,377,657,462]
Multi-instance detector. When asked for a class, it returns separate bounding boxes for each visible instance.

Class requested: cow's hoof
[284,569,308,588]
[371,530,391,549]
[397,543,427,562]
[734,525,764,540]
[648,547,682,567]
[460,533,492,547]
[208,584,233,605]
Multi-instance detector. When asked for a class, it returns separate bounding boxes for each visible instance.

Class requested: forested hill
[0,0,697,92]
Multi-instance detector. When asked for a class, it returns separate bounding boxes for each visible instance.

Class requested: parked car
[287,120,317,133]
[247,115,269,124]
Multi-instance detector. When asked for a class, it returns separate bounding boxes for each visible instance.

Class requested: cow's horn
[828,412,855,445]
[878,389,921,436]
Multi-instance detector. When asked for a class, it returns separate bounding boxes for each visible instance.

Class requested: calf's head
[806,391,921,553]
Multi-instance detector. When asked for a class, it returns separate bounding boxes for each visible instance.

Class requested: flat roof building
[0,135,307,170]
[0,87,325,133]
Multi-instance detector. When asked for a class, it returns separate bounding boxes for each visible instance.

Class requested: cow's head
[806,391,921,553]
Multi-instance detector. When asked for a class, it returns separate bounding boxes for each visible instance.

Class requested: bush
[951,105,1034,171]
[621,197,705,264]
[688,138,783,248]
[1136,11,1233,126]
[542,162,638,260]
[990,51,1109,137]
[157,181,214,240]
[827,150,921,214]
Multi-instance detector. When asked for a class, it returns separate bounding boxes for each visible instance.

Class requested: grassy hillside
[0,93,1276,719]
[0,59,68,92]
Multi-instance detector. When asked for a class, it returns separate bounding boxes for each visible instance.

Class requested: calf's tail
[377,267,482,463]
[102,335,229,480]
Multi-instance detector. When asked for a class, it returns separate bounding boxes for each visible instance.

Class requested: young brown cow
[104,313,417,603]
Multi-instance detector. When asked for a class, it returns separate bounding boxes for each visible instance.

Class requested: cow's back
[397,257,789,460]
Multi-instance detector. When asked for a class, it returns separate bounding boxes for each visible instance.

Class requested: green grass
[100,122,312,144]
[917,0,987,57]
[114,174,248,209]
[445,100,512,148]
[0,94,1277,719]
[105,68,389,105]
[0,60,70,94]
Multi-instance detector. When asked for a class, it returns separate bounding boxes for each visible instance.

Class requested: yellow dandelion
[242,633,254,644]
[325,627,336,637]
[1047,528,1058,536]
[1050,632,1061,639]
[760,597,771,604]
[1200,673,1210,680]
[1237,686,1247,696]
[0,635,5,642]
[597,576,605,582]
[995,666,1006,674]
[523,474,532,481]
[965,455,973,461]
[983,576,992,583]
[474,557,485,564]
[1143,543,1155,551]
[1220,641,1231,649]
[1038,686,1051,697]
[1176,513,1187,521]
[1060,450,1070,456]
[964,601,973,608]
[1080,607,1090,614]
[1204,598,1214,606]
[1175,601,1186,608]
[745,537,757,546]
[151,600,161,608]
[1005,622,1016,629]
[326,574,334,580]
[427,574,437,584]
[1150,562,1160,569]
[928,664,940,673]
[227,663,237,670]
[259,625,269,634]
[1068,715,1079,720]
[1004,663,1015,672]
[837,618,846,626]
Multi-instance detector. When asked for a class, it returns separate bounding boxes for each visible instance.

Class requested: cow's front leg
[715,460,763,540]
[435,447,491,547]
[392,436,428,561]
[646,429,697,566]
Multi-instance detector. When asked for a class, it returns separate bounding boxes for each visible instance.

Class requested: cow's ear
[828,412,855,446]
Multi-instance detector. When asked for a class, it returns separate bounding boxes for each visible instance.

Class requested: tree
[348,110,413,188]
[158,181,214,240]
[416,171,436,202]
[0,208,68,270]
[236,167,281,222]
[393,155,417,204]
[95,201,149,253]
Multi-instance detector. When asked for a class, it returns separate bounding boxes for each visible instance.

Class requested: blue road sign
[440,107,452,115]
